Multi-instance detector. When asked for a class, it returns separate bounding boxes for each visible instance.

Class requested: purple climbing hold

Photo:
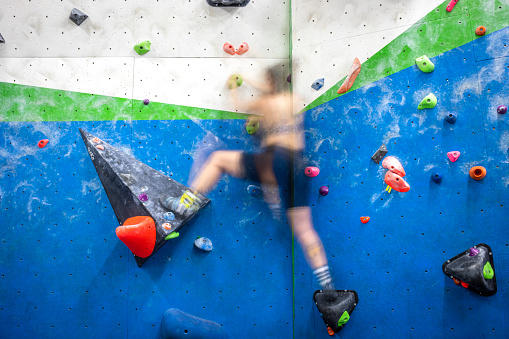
[497,105,507,114]
[138,193,148,202]
[319,186,329,196]
[469,247,480,257]
[0,33,5,43]
[143,99,150,105]
[287,74,291,83]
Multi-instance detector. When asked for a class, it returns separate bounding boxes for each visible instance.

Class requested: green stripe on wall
[303,0,509,113]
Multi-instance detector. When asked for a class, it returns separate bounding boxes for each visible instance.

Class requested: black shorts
[240,145,309,209]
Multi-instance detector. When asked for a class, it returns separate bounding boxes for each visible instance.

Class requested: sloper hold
[116,216,156,258]
[161,308,226,339]
[371,144,388,164]
[384,171,410,192]
[311,78,324,91]
[337,58,361,94]
[431,172,443,184]
[445,112,457,123]
[69,8,89,26]
[0,33,5,43]
[382,156,406,177]
[207,0,250,7]
[418,93,437,109]
[134,41,151,55]
[79,129,210,267]
[314,290,358,334]
[442,243,497,296]
[415,55,435,73]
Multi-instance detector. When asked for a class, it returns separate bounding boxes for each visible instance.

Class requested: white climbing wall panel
[0,0,289,113]
[292,0,444,110]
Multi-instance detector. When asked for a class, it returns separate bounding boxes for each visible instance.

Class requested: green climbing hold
[134,41,151,55]
[165,232,180,240]
[246,117,259,135]
[415,55,435,73]
[228,74,243,89]
[483,261,494,279]
[418,93,437,110]
[337,311,350,327]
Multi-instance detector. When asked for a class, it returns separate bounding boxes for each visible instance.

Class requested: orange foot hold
[337,57,361,94]
[360,216,370,224]
[116,216,156,258]
[469,166,486,180]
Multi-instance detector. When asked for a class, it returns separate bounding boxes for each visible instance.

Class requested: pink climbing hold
[223,42,236,55]
[305,167,320,177]
[236,42,249,55]
[337,57,361,94]
[382,156,406,177]
[446,0,459,12]
[447,151,461,162]
[384,171,410,193]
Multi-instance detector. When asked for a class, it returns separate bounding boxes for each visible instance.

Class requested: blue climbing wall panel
[294,27,509,337]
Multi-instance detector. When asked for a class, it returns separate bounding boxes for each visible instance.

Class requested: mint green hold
[415,55,435,73]
[483,261,494,279]
[418,93,437,110]
[165,232,179,240]
[337,311,350,327]
[134,41,151,55]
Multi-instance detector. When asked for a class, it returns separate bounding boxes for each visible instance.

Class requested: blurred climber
[160,66,335,290]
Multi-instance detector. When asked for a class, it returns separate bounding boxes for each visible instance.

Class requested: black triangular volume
[442,243,497,296]
[206,0,250,7]
[313,290,358,334]
[0,33,5,43]
[79,129,210,267]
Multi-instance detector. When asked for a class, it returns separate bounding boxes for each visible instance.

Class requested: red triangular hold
[116,216,156,258]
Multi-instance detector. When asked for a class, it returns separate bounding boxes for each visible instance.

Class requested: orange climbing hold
[475,26,486,36]
[327,326,334,336]
[360,216,370,224]
[96,145,104,150]
[236,42,249,55]
[337,57,361,94]
[384,171,410,193]
[116,216,156,258]
[38,139,49,148]
[453,277,461,285]
[223,42,236,55]
[469,166,486,180]
[382,156,406,177]
[92,137,101,143]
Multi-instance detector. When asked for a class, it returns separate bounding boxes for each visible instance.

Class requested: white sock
[313,265,334,290]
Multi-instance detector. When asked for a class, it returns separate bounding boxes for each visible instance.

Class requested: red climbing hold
[360,216,370,224]
[223,42,236,55]
[447,151,461,162]
[382,156,406,177]
[475,26,486,36]
[461,281,469,289]
[384,171,410,193]
[305,167,320,177]
[38,139,49,148]
[236,42,249,55]
[446,0,459,12]
[337,57,361,94]
[115,216,156,258]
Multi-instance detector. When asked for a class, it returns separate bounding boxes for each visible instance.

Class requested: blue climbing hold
[194,237,213,252]
[161,308,226,339]
[445,112,457,124]
[247,185,262,197]
[164,212,175,221]
[311,78,324,91]
[431,172,443,184]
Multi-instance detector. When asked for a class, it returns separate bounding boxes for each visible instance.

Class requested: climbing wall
[293,0,509,337]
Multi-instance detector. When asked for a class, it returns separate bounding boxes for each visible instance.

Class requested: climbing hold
[469,247,480,257]
[246,116,259,135]
[497,105,507,114]
[371,144,388,164]
[453,277,461,285]
[161,308,226,339]
[311,78,325,91]
[165,232,180,240]
[115,216,156,258]
[143,99,150,105]
[207,0,250,7]
[228,74,243,89]
[469,166,486,180]
[38,139,49,148]
[194,237,213,252]
[415,55,435,73]
[445,112,457,124]
[163,212,175,221]
[92,137,101,143]
[475,26,486,36]
[483,262,494,279]
[247,185,262,197]
[305,167,320,177]
[418,93,437,110]
[162,223,172,230]
[446,0,459,12]
[319,186,329,196]
[138,193,148,202]
[96,145,104,150]
[236,42,249,55]
[69,8,88,26]
[313,290,358,334]
[0,33,5,43]
[360,216,370,224]
[431,172,443,184]
[384,171,410,193]
[447,151,461,162]
[337,57,361,94]
[382,156,406,177]
[442,243,497,296]
[134,41,151,55]
[287,74,291,83]
[223,42,236,55]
